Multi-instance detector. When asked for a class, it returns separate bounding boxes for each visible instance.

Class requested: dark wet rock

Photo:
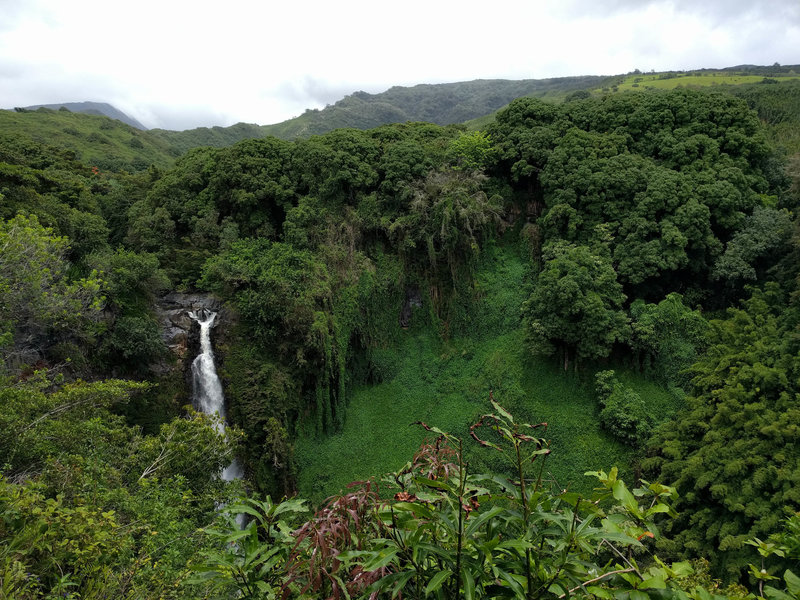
[399,285,423,328]
[153,292,227,368]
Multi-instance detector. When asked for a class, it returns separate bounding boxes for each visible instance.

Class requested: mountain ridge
[5,64,798,170]
[16,101,147,130]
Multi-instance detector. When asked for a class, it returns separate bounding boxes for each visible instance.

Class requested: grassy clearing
[609,73,800,92]
[294,241,678,504]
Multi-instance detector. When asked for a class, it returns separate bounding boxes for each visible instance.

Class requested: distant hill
[145,76,608,148]
[147,122,267,155]
[259,76,608,139]
[5,66,799,171]
[465,65,800,131]
[0,107,175,171]
[18,102,147,130]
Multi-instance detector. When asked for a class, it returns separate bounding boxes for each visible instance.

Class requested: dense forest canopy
[2,81,800,598]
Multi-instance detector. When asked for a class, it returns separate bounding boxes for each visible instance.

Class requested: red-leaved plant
[285,480,386,599]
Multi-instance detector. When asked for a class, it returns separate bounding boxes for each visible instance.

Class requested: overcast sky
[1,0,798,130]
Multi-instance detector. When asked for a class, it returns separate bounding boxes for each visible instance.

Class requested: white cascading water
[190,309,243,482]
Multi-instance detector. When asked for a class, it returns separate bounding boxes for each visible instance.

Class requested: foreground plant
[190,397,731,599]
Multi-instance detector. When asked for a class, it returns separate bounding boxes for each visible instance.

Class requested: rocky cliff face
[153,293,227,385]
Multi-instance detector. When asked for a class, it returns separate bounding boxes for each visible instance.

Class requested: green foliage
[294,241,684,505]
[222,340,301,495]
[595,370,654,447]
[446,131,498,171]
[0,214,104,371]
[629,293,709,386]
[713,205,794,288]
[186,495,308,598]
[390,169,502,287]
[731,79,800,155]
[0,371,244,598]
[0,477,127,599]
[0,139,112,261]
[199,405,719,600]
[644,284,800,580]
[200,239,331,362]
[491,88,785,304]
[522,242,628,370]
[90,248,169,313]
[0,375,143,472]
[149,121,270,155]
[295,329,641,505]
[741,515,800,600]
[89,248,170,373]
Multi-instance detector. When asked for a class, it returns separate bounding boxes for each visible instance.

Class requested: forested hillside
[257,76,608,139]
[6,66,798,166]
[0,108,177,171]
[18,101,147,130]
[2,85,800,599]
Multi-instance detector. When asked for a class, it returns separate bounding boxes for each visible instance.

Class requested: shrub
[595,370,654,446]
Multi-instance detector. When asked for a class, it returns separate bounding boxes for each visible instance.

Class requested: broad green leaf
[362,548,400,571]
[463,569,476,600]
[612,479,639,514]
[496,569,526,596]
[496,539,535,552]
[425,570,452,596]
[645,503,672,517]
[785,569,800,597]
[587,585,615,599]
[466,505,505,536]
[272,497,308,517]
[764,586,795,600]
[331,574,352,600]
[414,477,453,491]
[640,576,667,589]
[393,501,435,519]
[391,570,417,598]
[337,549,373,562]
[490,401,514,423]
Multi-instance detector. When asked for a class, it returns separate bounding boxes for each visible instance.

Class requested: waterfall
[190,309,243,482]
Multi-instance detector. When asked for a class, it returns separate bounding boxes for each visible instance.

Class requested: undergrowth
[295,240,678,504]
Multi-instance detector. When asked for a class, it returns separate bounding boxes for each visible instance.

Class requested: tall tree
[644,284,800,579]
[522,241,628,370]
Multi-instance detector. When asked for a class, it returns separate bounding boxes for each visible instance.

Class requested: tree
[0,214,103,371]
[595,370,654,446]
[445,130,497,171]
[644,285,800,580]
[713,205,793,287]
[0,373,240,599]
[389,169,502,284]
[629,292,708,386]
[199,239,331,363]
[522,242,628,370]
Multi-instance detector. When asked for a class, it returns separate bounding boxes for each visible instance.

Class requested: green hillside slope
[20,101,147,130]
[0,107,176,171]
[260,76,607,139]
[148,121,268,155]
